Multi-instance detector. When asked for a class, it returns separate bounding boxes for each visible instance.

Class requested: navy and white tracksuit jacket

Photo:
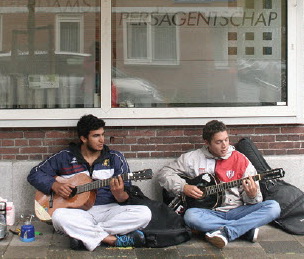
[27,143,131,205]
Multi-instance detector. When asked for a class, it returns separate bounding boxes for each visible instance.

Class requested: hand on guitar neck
[109,175,129,203]
[242,176,258,199]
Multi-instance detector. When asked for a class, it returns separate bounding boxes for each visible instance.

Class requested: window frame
[0,0,303,127]
[122,13,180,65]
[55,14,84,54]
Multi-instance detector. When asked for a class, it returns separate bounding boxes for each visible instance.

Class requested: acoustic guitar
[35,169,153,222]
[169,168,285,213]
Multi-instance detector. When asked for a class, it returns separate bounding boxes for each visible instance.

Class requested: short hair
[77,114,105,139]
[202,120,227,143]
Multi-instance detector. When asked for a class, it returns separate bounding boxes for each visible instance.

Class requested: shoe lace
[116,234,134,247]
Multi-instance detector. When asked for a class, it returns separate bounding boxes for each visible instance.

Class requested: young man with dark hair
[28,114,151,251]
[156,120,280,249]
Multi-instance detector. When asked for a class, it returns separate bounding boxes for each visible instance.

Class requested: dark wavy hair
[202,120,227,143]
[77,114,105,139]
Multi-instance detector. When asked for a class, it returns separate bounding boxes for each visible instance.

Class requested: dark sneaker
[240,228,259,243]
[70,237,86,250]
[115,230,146,247]
[205,229,228,249]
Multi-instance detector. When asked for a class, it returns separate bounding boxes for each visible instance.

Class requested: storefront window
[0,0,100,109]
[112,0,287,108]
[0,0,300,127]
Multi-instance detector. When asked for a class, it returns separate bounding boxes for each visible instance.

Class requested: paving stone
[48,249,94,259]
[0,245,7,257]
[135,247,179,259]
[9,231,50,247]
[178,243,222,257]
[222,246,268,259]
[224,239,262,248]
[180,256,223,259]
[259,225,295,241]
[94,246,137,258]
[191,233,223,252]
[273,255,304,259]
[0,232,13,246]
[3,246,48,259]
[293,234,304,245]
[32,220,54,234]
[260,241,304,254]
[49,232,70,250]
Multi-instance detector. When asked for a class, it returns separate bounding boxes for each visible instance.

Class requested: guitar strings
[75,174,130,194]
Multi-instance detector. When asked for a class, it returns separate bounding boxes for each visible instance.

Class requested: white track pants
[52,203,151,251]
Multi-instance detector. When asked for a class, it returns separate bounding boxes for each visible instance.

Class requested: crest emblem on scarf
[226,170,235,179]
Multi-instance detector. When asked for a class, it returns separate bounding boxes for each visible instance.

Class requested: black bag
[162,188,187,215]
[263,179,304,235]
[234,137,271,173]
[235,137,304,235]
[234,137,271,197]
[124,185,192,247]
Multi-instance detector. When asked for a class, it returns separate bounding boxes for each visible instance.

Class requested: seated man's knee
[265,200,281,219]
[143,205,152,222]
[52,208,69,225]
[184,208,201,226]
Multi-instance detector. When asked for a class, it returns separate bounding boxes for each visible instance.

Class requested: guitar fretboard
[76,173,131,194]
[204,173,268,196]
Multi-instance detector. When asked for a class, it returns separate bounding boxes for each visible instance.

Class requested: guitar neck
[205,174,260,196]
[76,173,130,194]
[204,170,282,196]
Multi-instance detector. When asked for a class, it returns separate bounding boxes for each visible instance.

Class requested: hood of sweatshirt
[201,144,235,160]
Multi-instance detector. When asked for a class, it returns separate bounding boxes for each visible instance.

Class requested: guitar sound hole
[69,187,77,198]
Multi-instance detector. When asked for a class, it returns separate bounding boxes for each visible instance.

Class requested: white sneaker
[205,229,228,249]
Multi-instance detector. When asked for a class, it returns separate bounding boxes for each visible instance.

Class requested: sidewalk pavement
[1,220,304,259]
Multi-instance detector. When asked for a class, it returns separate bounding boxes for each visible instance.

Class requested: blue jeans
[184,200,280,241]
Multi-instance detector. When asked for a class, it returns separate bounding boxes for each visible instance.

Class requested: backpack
[235,137,304,235]
[125,185,192,247]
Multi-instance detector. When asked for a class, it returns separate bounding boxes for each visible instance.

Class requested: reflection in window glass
[228,47,237,55]
[245,32,254,41]
[263,47,272,55]
[127,23,148,59]
[0,1,100,109]
[124,14,178,65]
[153,15,177,62]
[245,0,255,9]
[58,18,81,53]
[246,47,255,55]
[112,0,287,108]
[228,32,237,41]
[263,32,273,40]
[263,0,272,9]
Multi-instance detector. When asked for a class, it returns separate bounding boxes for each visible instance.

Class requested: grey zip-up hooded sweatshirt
[155,145,262,212]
